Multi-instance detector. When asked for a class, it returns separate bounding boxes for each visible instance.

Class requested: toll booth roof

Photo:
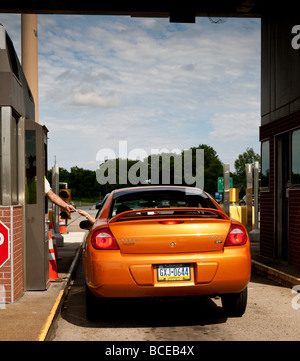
[0,24,35,120]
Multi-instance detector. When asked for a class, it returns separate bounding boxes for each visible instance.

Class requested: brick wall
[260,110,300,269]
[0,206,23,303]
[288,190,300,267]
[259,130,275,259]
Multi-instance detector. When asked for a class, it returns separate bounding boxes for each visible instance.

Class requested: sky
[0,14,261,172]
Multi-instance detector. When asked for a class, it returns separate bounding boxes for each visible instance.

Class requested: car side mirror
[79,220,92,230]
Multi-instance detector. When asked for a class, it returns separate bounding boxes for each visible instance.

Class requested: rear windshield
[109,188,217,218]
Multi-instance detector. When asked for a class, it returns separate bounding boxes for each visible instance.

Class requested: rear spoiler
[109,207,230,223]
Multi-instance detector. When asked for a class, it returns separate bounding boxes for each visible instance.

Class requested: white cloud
[210,112,260,139]
[208,111,260,171]
[70,92,122,108]
[0,14,261,172]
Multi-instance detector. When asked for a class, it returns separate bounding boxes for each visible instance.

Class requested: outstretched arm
[46,189,76,213]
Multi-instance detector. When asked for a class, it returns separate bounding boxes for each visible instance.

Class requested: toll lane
[52,257,300,341]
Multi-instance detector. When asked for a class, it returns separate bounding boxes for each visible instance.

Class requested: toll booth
[24,120,49,290]
[0,24,49,300]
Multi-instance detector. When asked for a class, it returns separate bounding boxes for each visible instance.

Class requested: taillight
[91,228,119,250]
[224,225,247,246]
[159,220,184,225]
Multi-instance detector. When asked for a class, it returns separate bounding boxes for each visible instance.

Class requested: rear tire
[85,284,112,321]
[85,283,100,321]
[221,287,247,317]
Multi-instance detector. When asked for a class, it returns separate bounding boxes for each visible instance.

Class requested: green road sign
[217,177,233,192]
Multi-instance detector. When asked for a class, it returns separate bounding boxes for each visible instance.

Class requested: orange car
[82,186,251,320]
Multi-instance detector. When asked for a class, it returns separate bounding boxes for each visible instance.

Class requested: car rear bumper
[84,245,251,298]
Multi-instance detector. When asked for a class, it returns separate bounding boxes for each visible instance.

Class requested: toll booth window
[261,140,270,188]
[25,130,37,204]
[292,129,300,185]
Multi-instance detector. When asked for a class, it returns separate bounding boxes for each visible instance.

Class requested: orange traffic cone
[59,218,68,234]
[49,236,61,282]
[49,229,62,260]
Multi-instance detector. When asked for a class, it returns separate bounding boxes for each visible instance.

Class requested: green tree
[190,144,223,194]
[47,144,225,201]
[68,166,101,199]
[234,147,260,196]
[48,166,103,200]
[146,144,223,194]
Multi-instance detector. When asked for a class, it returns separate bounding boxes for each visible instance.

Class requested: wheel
[85,283,101,321]
[221,287,248,317]
[85,283,97,321]
[85,283,112,321]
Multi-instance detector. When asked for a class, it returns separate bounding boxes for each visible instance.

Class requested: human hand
[77,209,88,217]
[66,204,76,212]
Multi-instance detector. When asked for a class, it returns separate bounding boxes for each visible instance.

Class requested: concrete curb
[251,259,300,289]
[36,244,83,341]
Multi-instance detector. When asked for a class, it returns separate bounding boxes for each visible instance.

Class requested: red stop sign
[0,221,9,268]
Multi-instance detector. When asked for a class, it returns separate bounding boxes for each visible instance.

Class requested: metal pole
[223,164,230,216]
[52,163,59,234]
[249,161,260,242]
[246,163,253,232]
[21,14,38,123]
[253,161,259,229]
[51,163,64,246]
[0,107,12,205]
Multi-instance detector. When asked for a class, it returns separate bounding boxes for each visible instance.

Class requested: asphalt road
[52,255,300,341]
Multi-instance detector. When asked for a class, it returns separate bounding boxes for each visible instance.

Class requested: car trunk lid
[108,208,231,254]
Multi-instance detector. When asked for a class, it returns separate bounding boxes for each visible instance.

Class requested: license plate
[157,264,191,282]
